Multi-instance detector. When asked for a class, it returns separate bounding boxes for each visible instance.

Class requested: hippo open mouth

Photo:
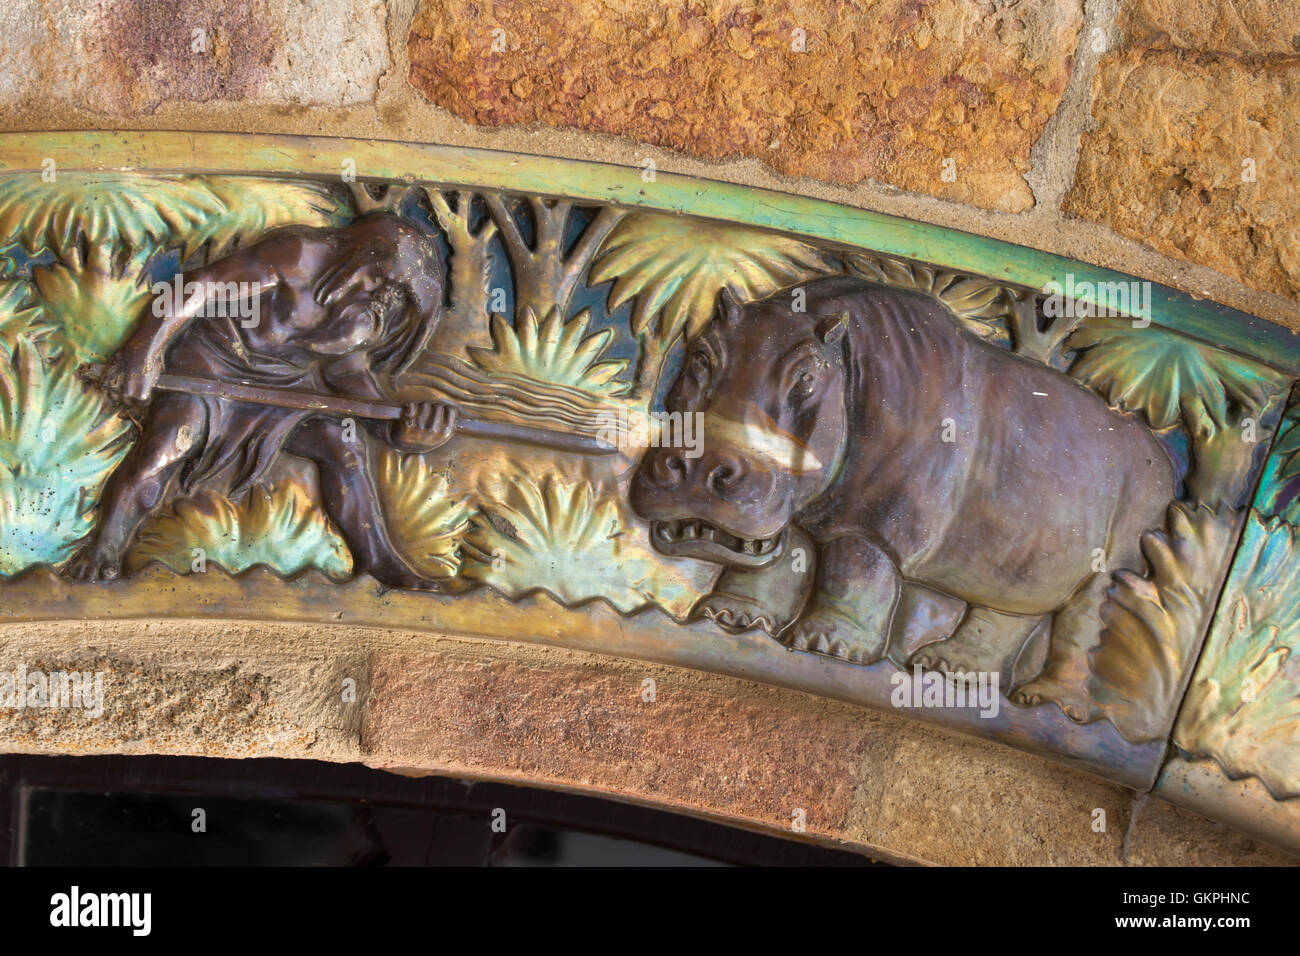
[651,519,785,568]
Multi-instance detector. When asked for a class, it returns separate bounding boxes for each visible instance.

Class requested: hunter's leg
[65,394,205,581]
[286,418,452,591]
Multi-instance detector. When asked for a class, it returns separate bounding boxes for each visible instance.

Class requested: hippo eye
[790,368,820,403]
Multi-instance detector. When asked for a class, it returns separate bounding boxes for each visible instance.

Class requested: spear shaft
[81,364,618,456]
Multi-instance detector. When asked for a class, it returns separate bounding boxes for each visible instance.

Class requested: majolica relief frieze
[0,134,1296,849]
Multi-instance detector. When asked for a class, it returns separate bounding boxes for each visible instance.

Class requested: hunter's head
[314,213,446,373]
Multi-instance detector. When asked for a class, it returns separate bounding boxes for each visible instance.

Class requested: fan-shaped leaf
[1068,319,1280,434]
[844,252,1013,347]
[1273,402,1300,483]
[0,172,350,266]
[32,257,152,364]
[0,173,227,261]
[131,481,352,578]
[462,469,711,615]
[589,213,833,344]
[375,449,472,579]
[177,176,350,262]
[468,307,631,397]
[1087,503,1241,742]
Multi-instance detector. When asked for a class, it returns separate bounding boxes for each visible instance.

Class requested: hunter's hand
[390,401,457,453]
[105,342,160,405]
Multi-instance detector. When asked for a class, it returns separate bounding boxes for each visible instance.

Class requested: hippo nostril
[648,452,688,488]
[706,459,744,496]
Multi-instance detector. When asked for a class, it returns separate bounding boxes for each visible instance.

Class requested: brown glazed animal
[630,276,1174,718]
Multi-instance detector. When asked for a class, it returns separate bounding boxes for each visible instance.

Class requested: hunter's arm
[322,353,456,453]
[122,244,285,375]
[321,352,396,441]
[321,351,389,402]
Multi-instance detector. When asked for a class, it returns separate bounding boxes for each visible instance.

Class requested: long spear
[80,363,618,456]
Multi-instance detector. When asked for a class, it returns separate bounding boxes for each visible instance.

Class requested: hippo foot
[1010,675,1090,722]
[783,609,884,665]
[909,644,990,680]
[697,592,779,634]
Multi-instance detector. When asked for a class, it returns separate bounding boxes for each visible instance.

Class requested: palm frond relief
[1086,503,1242,743]
[0,341,130,574]
[130,481,352,578]
[375,448,473,580]
[468,306,631,398]
[461,469,710,616]
[590,212,833,347]
[1174,511,1300,799]
[845,252,1016,351]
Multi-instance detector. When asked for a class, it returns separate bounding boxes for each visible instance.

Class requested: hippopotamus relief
[630,276,1175,718]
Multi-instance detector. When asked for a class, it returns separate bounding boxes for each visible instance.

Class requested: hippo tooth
[743,539,758,554]
[683,521,698,539]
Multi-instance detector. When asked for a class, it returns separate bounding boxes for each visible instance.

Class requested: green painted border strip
[2,129,1297,373]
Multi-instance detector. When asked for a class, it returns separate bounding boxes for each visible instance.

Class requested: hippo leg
[696,526,816,636]
[1012,449,1174,722]
[1010,571,1112,721]
[910,606,1045,681]
[783,534,900,664]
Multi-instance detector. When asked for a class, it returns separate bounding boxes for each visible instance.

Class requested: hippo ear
[815,311,850,346]
[716,287,742,326]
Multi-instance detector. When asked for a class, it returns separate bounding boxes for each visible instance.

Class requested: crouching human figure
[65,213,460,590]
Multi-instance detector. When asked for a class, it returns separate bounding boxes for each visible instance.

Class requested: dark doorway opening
[0,755,880,866]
